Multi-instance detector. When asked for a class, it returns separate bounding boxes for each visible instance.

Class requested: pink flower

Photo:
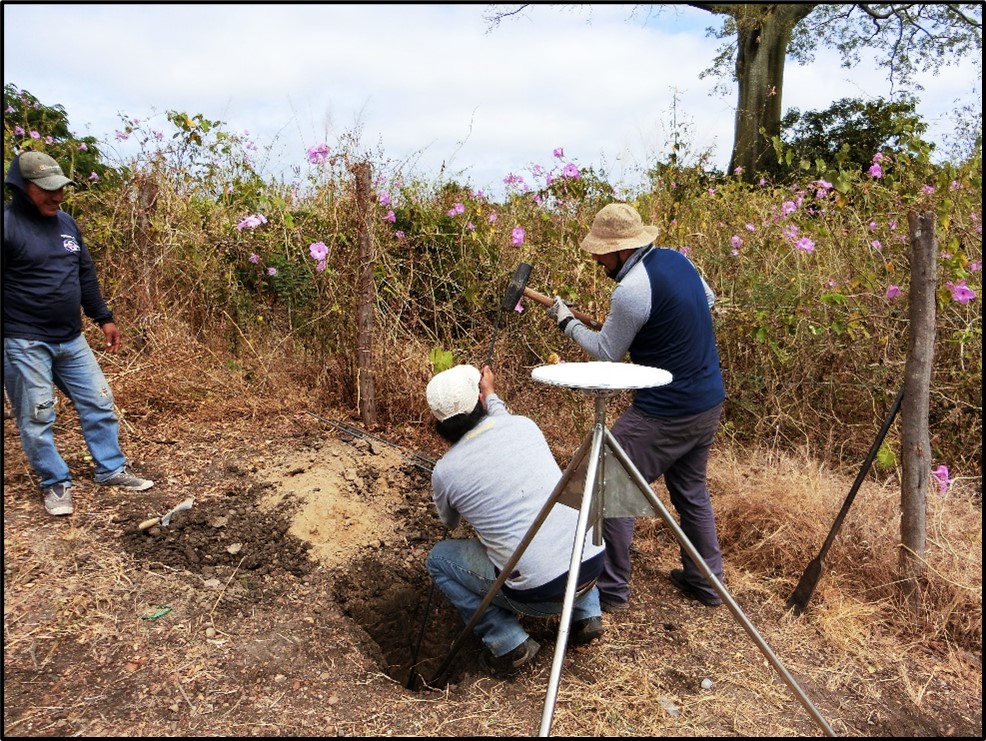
[730,235,743,249]
[553,147,564,158]
[29,130,41,139]
[79,142,88,151]
[307,143,331,164]
[945,280,977,304]
[378,192,391,206]
[89,172,99,181]
[868,163,883,178]
[384,210,396,223]
[795,237,816,253]
[562,163,580,179]
[13,126,25,136]
[249,254,260,264]
[886,285,901,300]
[236,214,268,231]
[511,226,525,247]
[921,184,935,195]
[871,240,883,250]
[931,465,950,494]
[309,241,328,261]
[267,267,277,276]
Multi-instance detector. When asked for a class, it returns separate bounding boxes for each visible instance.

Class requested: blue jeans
[426,538,601,657]
[4,335,127,489]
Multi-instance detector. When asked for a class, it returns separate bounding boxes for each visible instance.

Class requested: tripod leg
[427,430,596,687]
[538,423,604,736]
[602,428,836,737]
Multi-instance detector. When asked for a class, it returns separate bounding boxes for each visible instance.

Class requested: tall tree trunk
[899,210,936,611]
[351,161,378,426]
[728,4,814,180]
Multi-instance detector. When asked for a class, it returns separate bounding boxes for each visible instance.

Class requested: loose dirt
[3,378,982,737]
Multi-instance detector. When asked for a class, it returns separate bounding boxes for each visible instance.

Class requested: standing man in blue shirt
[546,202,726,609]
[4,151,154,517]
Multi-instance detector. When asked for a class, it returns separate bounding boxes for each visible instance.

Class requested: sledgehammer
[523,287,603,330]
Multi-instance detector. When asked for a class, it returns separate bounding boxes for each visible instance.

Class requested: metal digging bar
[305,411,436,473]
[786,386,905,616]
[485,262,533,369]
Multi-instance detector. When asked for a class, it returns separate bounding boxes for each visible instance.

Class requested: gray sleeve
[700,273,715,308]
[431,466,461,529]
[564,275,650,361]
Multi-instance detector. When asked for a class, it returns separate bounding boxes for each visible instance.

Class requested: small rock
[701,677,715,690]
[205,627,216,638]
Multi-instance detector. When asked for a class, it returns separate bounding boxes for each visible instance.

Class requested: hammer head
[500,262,532,311]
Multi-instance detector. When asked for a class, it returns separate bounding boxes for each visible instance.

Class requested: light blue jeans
[426,538,601,657]
[4,335,127,489]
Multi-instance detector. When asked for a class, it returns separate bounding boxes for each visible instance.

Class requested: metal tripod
[430,366,836,737]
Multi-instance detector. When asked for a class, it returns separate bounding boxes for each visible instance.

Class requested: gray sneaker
[43,482,74,516]
[99,466,154,491]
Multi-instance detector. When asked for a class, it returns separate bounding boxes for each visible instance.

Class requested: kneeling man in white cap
[425,364,605,678]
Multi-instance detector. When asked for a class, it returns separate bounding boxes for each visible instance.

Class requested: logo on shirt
[61,235,81,253]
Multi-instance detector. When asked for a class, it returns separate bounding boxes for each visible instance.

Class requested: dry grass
[4,323,982,737]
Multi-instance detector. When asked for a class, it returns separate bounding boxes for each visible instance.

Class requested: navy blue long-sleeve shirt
[3,156,113,343]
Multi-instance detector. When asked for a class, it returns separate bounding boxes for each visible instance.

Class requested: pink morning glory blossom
[384,210,396,223]
[868,163,883,178]
[266,267,277,276]
[886,285,901,300]
[553,147,564,158]
[307,143,331,164]
[562,163,580,179]
[795,237,816,253]
[249,254,260,264]
[931,465,950,493]
[945,280,977,304]
[236,214,268,231]
[511,227,525,247]
[309,241,328,261]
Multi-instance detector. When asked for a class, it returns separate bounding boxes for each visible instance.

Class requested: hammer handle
[523,287,602,330]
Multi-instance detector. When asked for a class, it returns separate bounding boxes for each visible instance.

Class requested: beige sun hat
[426,364,481,421]
[579,203,660,255]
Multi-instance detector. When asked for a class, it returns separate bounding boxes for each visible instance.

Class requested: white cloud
[4,3,980,198]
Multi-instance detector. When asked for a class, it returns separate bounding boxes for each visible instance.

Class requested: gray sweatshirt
[431,394,605,591]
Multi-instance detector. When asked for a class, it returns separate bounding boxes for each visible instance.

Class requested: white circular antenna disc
[531,361,672,391]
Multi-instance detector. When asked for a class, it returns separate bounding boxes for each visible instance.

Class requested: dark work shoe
[570,615,604,646]
[478,637,540,678]
[600,599,629,613]
[43,482,74,516]
[669,568,722,607]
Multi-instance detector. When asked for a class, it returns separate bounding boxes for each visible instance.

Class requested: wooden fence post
[351,161,378,425]
[899,210,936,609]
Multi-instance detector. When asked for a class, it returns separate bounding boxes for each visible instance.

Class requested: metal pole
[539,411,605,736]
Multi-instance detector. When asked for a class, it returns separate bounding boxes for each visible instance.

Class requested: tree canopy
[485,4,982,180]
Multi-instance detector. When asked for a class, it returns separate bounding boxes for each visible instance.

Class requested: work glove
[547,295,577,334]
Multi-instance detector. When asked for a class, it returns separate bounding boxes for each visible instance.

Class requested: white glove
[547,295,575,331]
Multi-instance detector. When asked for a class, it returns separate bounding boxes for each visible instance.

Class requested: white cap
[426,364,481,421]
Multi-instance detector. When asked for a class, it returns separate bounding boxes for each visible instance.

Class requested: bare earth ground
[3,348,982,737]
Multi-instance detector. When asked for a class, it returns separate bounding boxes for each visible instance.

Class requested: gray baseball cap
[19,151,76,190]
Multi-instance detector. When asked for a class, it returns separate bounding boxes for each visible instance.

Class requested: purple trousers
[598,402,724,606]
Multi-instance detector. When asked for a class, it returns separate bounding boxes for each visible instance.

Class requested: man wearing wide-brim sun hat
[544,202,728,610]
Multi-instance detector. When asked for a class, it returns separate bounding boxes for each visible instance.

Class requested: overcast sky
[3,3,981,199]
